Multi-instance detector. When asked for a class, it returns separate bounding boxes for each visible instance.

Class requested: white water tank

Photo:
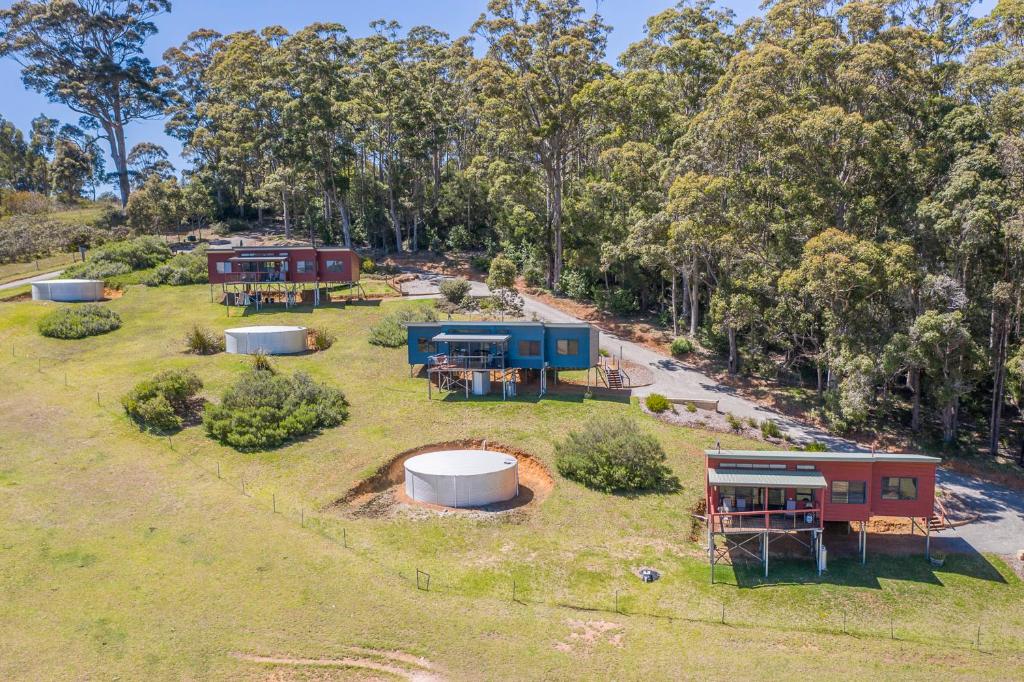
[472,371,491,395]
[31,279,103,302]
[224,325,307,355]
[404,449,519,508]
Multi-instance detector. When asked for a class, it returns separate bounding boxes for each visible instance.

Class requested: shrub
[62,235,171,280]
[142,248,207,286]
[670,337,694,356]
[645,393,671,413]
[368,306,438,347]
[802,440,828,452]
[469,254,491,272]
[203,369,349,450]
[38,304,121,339]
[0,214,111,263]
[251,350,274,373]
[725,412,743,432]
[360,257,376,274]
[311,326,335,351]
[760,420,782,438]
[557,268,590,300]
[685,401,697,413]
[487,255,517,290]
[3,190,50,215]
[439,277,472,306]
[122,369,203,433]
[522,260,545,288]
[555,417,673,493]
[185,325,223,354]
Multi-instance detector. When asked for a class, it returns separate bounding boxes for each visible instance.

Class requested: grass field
[0,284,1022,679]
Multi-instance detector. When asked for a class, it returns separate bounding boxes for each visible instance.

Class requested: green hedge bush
[62,236,171,280]
[122,369,203,433]
[439,277,472,306]
[368,306,438,348]
[38,304,121,339]
[142,248,207,286]
[203,369,349,450]
[555,418,673,493]
[645,393,671,413]
[670,337,693,356]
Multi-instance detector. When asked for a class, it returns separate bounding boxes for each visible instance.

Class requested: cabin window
[296,260,314,273]
[881,477,918,501]
[556,339,579,355]
[830,480,867,504]
[324,260,345,273]
[795,488,814,503]
[518,340,541,356]
[216,261,232,274]
[417,338,436,354]
[795,464,815,470]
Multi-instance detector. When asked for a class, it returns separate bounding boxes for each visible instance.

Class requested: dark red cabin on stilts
[704,449,942,581]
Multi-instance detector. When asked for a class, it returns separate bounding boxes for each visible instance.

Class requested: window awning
[229,256,288,262]
[708,468,828,489]
[432,333,511,344]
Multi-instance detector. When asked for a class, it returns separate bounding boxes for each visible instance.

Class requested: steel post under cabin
[406,321,600,400]
[705,449,941,580]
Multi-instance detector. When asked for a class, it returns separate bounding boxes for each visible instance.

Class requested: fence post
[721,602,726,624]
[300,508,304,528]
[890,615,895,640]
[976,623,981,650]
[241,475,246,496]
[342,527,347,547]
[216,461,221,479]
[272,494,276,513]
[512,579,516,602]
[614,589,619,614]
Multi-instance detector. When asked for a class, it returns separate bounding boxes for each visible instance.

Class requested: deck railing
[707,506,823,533]
[427,353,506,371]
[224,271,288,284]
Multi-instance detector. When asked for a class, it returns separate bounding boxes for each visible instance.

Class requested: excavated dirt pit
[329,439,554,521]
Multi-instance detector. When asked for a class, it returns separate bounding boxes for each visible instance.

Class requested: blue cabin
[406,321,599,370]
[406,321,600,398]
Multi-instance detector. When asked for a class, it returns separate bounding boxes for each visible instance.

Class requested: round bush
[203,369,349,450]
[439,277,472,306]
[645,393,671,413]
[555,418,673,493]
[38,304,121,339]
[670,337,693,356]
[122,369,203,433]
[368,306,438,348]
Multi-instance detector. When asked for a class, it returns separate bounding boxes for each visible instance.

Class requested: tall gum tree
[472,0,608,287]
[0,0,172,206]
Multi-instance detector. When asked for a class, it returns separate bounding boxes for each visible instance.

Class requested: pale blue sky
[0,0,997,177]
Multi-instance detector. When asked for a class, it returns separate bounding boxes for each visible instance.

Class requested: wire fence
[4,341,1024,656]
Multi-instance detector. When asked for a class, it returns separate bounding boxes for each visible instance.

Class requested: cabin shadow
[236,301,347,316]
[724,533,1007,589]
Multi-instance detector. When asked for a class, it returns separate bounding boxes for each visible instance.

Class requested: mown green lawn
[0,284,1021,679]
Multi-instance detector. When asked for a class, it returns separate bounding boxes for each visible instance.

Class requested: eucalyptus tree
[472,0,609,287]
[0,0,172,205]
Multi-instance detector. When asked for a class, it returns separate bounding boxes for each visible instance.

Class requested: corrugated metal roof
[708,468,828,488]
[704,450,941,464]
[432,333,511,343]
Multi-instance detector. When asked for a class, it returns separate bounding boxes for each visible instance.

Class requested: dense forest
[2,0,1024,458]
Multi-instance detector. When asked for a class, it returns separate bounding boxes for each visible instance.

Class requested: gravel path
[0,269,64,290]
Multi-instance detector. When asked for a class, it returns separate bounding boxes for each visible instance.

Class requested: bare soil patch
[554,619,625,654]
[328,439,554,520]
[231,648,443,682]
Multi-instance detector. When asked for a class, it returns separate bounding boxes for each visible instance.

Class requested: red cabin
[207,245,361,307]
[704,449,941,580]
